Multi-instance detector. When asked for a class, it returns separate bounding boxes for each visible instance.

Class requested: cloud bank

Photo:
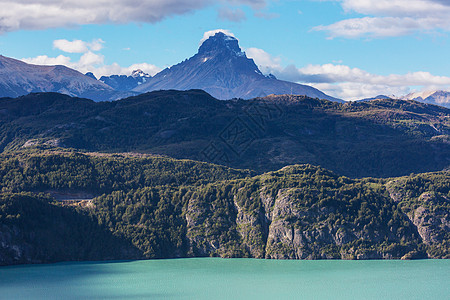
[0,0,268,33]
[247,47,450,100]
[314,0,450,38]
[53,39,104,53]
[22,38,161,78]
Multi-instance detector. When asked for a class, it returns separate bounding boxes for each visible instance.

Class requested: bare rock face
[264,189,354,259]
[0,225,33,265]
[409,193,450,253]
[180,166,445,260]
[233,195,266,258]
[387,185,450,258]
[183,192,215,256]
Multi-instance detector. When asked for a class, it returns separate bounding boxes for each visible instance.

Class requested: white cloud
[314,0,450,38]
[200,29,237,44]
[0,0,268,33]
[339,0,449,17]
[309,82,411,100]
[218,7,246,22]
[53,39,104,53]
[245,47,282,74]
[88,39,105,52]
[22,54,162,79]
[253,11,280,20]
[246,47,450,100]
[53,39,88,53]
[22,38,161,79]
[22,55,73,66]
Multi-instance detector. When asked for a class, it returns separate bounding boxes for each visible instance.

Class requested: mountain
[100,69,152,91]
[403,90,450,108]
[0,149,448,265]
[0,55,134,101]
[356,95,392,102]
[85,72,97,80]
[1,91,449,178]
[134,32,341,101]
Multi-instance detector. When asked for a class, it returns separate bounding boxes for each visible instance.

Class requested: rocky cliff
[1,151,448,265]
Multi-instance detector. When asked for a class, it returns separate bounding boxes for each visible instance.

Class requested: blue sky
[0,0,449,100]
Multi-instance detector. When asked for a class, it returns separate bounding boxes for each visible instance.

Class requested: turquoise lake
[0,258,449,299]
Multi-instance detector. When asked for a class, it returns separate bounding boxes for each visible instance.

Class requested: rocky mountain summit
[403,90,450,108]
[99,69,152,91]
[134,32,341,101]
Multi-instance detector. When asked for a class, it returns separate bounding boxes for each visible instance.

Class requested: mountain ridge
[99,69,152,91]
[0,55,136,101]
[134,32,342,102]
[1,90,449,178]
[403,90,450,108]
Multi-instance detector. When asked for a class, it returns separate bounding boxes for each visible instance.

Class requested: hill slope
[1,91,449,178]
[1,150,448,265]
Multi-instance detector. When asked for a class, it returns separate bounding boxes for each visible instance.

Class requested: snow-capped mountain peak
[133,32,340,101]
[99,70,152,91]
[131,69,150,78]
[198,32,245,57]
[402,90,450,108]
[404,90,440,101]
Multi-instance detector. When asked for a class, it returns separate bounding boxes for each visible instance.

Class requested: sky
[0,0,449,100]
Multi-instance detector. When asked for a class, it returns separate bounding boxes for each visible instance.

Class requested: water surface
[1,258,448,299]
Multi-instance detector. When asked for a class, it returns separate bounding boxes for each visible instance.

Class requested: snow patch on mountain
[402,90,450,108]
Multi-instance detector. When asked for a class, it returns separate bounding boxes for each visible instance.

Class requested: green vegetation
[1,150,448,265]
[1,91,449,177]
[0,192,140,265]
[1,91,448,264]
[0,148,252,194]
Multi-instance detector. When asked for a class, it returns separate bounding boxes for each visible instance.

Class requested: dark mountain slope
[0,91,449,178]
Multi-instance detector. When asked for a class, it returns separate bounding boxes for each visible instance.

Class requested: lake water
[0,258,448,299]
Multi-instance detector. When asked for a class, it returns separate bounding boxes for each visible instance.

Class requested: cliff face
[181,166,439,260]
[0,193,141,266]
[1,153,448,265]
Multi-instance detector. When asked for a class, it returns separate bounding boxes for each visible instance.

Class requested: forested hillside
[1,150,448,265]
[1,91,449,177]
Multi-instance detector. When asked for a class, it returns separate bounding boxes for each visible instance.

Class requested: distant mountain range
[98,69,152,91]
[0,33,341,102]
[0,55,134,101]
[356,91,450,108]
[133,32,341,101]
[1,33,450,107]
[402,90,450,108]
[356,95,392,102]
